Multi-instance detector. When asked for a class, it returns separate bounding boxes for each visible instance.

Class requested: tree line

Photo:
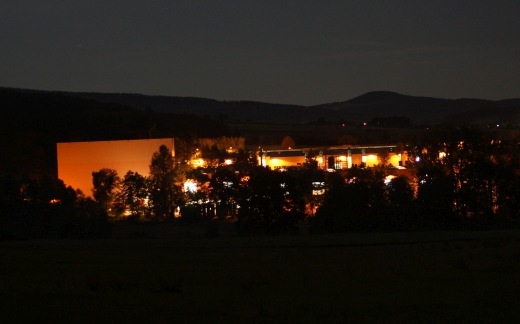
[91,126,520,234]
[1,126,519,239]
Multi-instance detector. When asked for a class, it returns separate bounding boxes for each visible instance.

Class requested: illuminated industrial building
[260,145,407,170]
[57,138,174,197]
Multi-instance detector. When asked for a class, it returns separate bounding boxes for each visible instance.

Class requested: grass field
[2,227,520,323]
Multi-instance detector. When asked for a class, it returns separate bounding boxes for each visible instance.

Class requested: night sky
[1,1,519,105]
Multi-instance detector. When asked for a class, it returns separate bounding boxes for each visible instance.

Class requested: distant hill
[67,89,520,125]
[60,91,316,124]
[316,91,520,125]
[0,87,228,141]
[1,87,519,125]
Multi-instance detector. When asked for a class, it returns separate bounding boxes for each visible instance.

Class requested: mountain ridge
[1,87,519,125]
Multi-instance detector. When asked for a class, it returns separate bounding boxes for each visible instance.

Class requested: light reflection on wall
[57,138,174,197]
[365,154,378,167]
[266,156,302,169]
[389,153,402,166]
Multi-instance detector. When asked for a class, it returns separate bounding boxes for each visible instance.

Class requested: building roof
[264,145,398,157]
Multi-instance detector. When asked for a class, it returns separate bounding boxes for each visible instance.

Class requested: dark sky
[1,1,519,105]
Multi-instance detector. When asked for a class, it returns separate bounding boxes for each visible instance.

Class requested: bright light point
[224,159,233,165]
[184,180,197,193]
[415,156,420,162]
[384,175,396,185]
[223,181,233,188]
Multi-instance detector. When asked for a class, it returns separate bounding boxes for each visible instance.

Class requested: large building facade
[260,145,407,170]
[57,138,174,197]
[57,137,407,197]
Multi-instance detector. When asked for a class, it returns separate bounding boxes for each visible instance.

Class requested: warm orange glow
[266,156,303,169]
[190,158,205,167]
[57,138,174,197]
[262,146,408,170]
[189,158,200,166]
[261,158,266,167]
[389,153,402,166]
[316,156,323,167]
[184,179,198,193]
[365,154,378,167]
[384,175,396,185]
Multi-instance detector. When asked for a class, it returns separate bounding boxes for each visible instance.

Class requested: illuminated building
[189,137,245,167]
[261,145,407,170]
[57,138,174,196]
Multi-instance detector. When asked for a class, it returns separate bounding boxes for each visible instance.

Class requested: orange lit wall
[57,138,174,197]
[266,156,305,168]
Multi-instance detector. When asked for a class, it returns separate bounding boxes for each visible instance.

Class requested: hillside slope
[69,89,520,125]
[2,87,519,125]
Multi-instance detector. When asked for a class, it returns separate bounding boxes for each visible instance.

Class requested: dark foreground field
[2,228,520,323]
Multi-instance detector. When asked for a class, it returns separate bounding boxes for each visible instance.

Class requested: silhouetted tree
[182,168,213,221]
[201,144,228,167]
[491,137,520,220]
[311,168,389,232]
[92,168,120,216]
[408,126,520,227]
[338,135,357,146]
[386,175,415,228]
[120,171,148,219]
[209,167,240,220]
[148,145,179,221]
[281,136,295,149]
[0,175,111,239]
[235,167,304,234]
